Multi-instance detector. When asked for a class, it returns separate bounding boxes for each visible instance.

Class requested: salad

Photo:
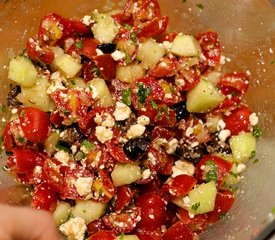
[1,0,261,239]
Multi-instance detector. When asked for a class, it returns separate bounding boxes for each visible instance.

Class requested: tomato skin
[93,54,116,80]
[149,54,177,78]
[163,221,194,240]
[195,155,233,186]
[136,193,167,230]
[18,107,50,143]
[11,148,45,174]
[89,230,116,240]
[32,184,58,212]
[113,186,134,212]
[207,190,236,223]
[135,228,162,240]
[223,105,252,135]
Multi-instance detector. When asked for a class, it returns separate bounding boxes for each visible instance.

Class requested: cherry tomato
[207,190,236,223]
[152,126,175,141]
[67,38,99,59]
[32,184,58,212]
[112,186,134,212]
[149,54,177,78]
[160,32,177,43]
[135,228,162,240]
[11,148,45,174]
[18,107,50,143]
[136,193,167,230]
[89,230,116,240]
[26,38,55,64]
[195,155,233,186]
[93,54,116,80]
[2,121,18,151]
[87,220,106,235]
[103,207,141,234]
[163,221,194,240]
[223,105,252,136]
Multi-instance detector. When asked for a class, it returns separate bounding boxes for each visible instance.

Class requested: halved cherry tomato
[149,54,178,78]
[26,38,55,64]
[177,208,208,234]
[223,105,252,136]
[67,38,99,59]
[11,148,45,174]
[2,121,20,151]
[87,219,106,235]
[93,54,116,80]
[18,107,50,143]
[103,207,141,234]
[152,126,175,141]
[135,228,162,240]
[160,32,177,43]
[195,155,233,186]
[112,186,134,212]
[89,230,116,240]
[32,184,58,212]
[136,193,167,230]
[207,190,236,223]
[163,221,194,240]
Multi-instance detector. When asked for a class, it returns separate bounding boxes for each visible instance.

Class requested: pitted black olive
[97,43,116,54]
[59,126,84,145]
[173,101,190,122]
[123,137,150,160]
[7,85,23,108]
[174,144,206,164]
[205,133,231,154]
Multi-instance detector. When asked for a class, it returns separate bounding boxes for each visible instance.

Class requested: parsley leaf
[151,100,158,110]
[92,67,101,77]
[271,60,275,65]
[74,40,83,49]
[205,160,218,183]
[191,202,201,211]
[1,104,7,113]
[137,84,151,106]
[0,137,3,153]
[219,212,227,219]
[272,207,275,214]
[122,88,132,106]
[124,24,132,30]
[70,80,76,86]
[81,139,95,151]
[253,158,260,164]
[252,125,262,139]
[196,3,204,10]
[119,232,125,240]
[55,142,70,152]
[130,32,137,43]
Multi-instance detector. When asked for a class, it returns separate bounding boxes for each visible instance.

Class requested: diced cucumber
[171,35,201,57]
[188,181,217,215]
[116,64,145,83]
[17,77,54,111]
[53,201,71,225]
[111,163,142,187]
[89,78,115,106]
[8,56,38,87]
[223,163,241,185]
[186,79,225,113]
[44,131,59,155]
[115,235,140,240]
[54,54,82,78]
[136,38,165,69]
[92,12,119,43]
[50,46,65,70]
[71,199,107,224]
[229,132,256,163]
[68,77,87,89]
[204,71,222,86]
[205,114,222,133]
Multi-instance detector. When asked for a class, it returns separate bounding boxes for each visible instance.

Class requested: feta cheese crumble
[111,50,126,61]
[59,217,87,240]
[126,124,146,139]
[113,102,131,121]
[95,126,113,143]
[75,177,93,197]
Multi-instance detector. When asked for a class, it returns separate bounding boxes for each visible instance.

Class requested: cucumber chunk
[116,235,140,240]
[171,34,201,57]
[188,181,217,215]
[8,56,38,87]
[111,163,142,187]
[53,201,71,225]
[71,199,107,224]
[229,132,256,163]
[116,64,145,83]
[55,54,82,78]
[186,79,225,113]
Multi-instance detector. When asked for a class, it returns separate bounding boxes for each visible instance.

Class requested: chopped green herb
[63,110,70,116]
[82,139,95,150]
[125,52,131,64]
[74,40,83,49]
[137,84,151,106]
[253,158,260,164]
[1,104,6,113]
[130,32,137,43]
[151,100,159,110]
[271,60,275,65]
[191,202,201,211]
[20,109,26,117]
[119,232,125,240]
[124,24,132,30]
[229,171,240,178]
[82,209,86,213]
[182,0,187,2]
[272,207,275,214]
[219,212,227,219]
[9,83,13,90]
[196,3,204,10]
[70,80,76,86]
[157,105,169,120]
[0,137,2,152]
[74,151,85,161]
[17,136,25,143]
[252,125,262,139]
[250,150,256,159]
[55,142,70,152]
[19,48,26,57]
[92,67,101,77]
[122,88,132,106]
[205,160,218,183]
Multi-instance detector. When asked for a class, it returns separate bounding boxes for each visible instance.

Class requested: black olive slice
[123,137,150,160]
[97,43,116,54]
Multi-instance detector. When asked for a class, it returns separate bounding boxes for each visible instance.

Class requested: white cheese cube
[59,217,87,240]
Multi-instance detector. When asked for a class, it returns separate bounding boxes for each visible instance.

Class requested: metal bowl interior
[0,0,275,239]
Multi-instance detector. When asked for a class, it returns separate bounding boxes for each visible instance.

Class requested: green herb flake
[130,32,137,43]
[9,83,13,90]
[252,125,262,139]
[70,80,76,86]
[271,60,275,65]
[253,158,260,164]
[92,67,101,77]
[55,142,70,152]
[250,150,256,159]
[125,52,131,64]
[205,160,218,183]
[74,40,83,49]
[82,139,95,151]
[19,48,26,57]
[122,88,132,106]
[272,207,275,214]
[196,3,204,10]
[229,171,240,178]
[0,137,2,152]
[219,212,227,219]
[119,232,125,240]
[1,104,6,113]
[151,100,159,110]
[182,0,187,2]
[191,202,201,211]
[20,109,26,117]
[17,136,25,143]
[124,24,132,30]
[137,84,151,106]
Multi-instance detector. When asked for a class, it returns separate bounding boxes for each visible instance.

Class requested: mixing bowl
[0,0,275,239]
